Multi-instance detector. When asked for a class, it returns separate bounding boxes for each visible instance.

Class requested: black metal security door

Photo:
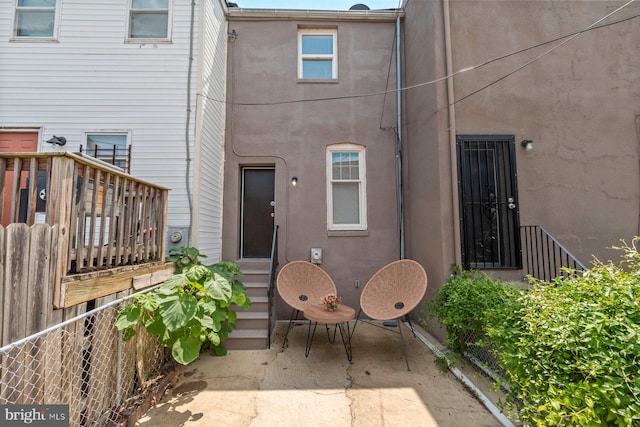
[241,167,275,258]
[457,136,521,269]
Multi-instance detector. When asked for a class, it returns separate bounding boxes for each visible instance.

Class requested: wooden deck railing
[0,152,171,308]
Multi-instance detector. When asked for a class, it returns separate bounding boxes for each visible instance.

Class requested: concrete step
[235,311,269,330]
[225,328,269,350]
[235,259,271,271]
[244,296,268,312]
[236,260,273,283]
[239,270,270,283]
[243,282,269,298]
[228,270,271,350]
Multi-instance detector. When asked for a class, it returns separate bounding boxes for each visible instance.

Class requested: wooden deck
[0,152,173,343]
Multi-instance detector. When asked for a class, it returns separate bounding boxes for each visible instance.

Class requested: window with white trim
[13,0,58,38]
[128,0,171,40]
[298,29,338,80]
[84,133,130,172]
[327,144,366,231]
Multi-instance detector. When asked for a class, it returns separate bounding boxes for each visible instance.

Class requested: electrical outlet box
[311,248,322,264]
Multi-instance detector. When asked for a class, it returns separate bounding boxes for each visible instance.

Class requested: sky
[233,0,402,10]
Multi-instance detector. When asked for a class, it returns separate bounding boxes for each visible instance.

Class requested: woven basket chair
[276,261,337,348]
[357,259,428,370]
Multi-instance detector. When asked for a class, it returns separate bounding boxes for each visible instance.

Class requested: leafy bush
[115,247,251,365]
[421,266,522,353]
[489,240,640,426]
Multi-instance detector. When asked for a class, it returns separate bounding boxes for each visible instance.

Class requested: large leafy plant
[116,247,251,365]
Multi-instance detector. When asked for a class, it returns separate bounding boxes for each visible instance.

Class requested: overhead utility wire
[197,10,638,107]
[438,0,637,111]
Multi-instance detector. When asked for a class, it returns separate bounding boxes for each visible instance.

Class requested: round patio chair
[357,259,428,370]
[276,261,337,348]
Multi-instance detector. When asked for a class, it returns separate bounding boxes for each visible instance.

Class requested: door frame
[239,166,275,259]
[456,135,522,269]
[0,129,40,226]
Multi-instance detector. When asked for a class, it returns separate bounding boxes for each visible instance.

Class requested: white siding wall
[192,0,227,260]
[0,0,227,254]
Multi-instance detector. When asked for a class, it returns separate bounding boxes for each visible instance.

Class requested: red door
[0,132,39,226]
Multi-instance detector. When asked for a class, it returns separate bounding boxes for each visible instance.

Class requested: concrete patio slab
[136,321,503,426]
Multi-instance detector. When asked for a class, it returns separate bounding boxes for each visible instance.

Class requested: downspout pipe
[396,13,405,259]
[443,0,462,265]
[184,0,196,242]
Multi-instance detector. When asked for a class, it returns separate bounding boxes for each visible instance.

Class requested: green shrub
[489,240,640,426]
[421,266,522,353]
[115,247,251,365]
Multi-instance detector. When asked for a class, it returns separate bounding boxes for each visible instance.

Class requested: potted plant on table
[322,293,341,311]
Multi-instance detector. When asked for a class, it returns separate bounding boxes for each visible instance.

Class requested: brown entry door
[0,132,39,226]
[241,167,275,258]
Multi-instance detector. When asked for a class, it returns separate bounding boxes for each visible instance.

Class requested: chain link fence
[460,330,507,388]
[0,290,176,426]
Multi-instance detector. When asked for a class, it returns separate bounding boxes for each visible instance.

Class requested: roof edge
[227,8,404,22]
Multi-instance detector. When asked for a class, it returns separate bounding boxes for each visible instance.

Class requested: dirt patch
[104,362,185,427]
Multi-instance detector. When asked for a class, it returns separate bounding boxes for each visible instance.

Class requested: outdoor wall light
[521,139,533,151]
[291,177,298,186]
[46,135,67,146]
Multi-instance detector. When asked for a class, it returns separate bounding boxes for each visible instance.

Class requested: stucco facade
[402,0,640,302]
[223,9,402,315]
[224,1,639,327]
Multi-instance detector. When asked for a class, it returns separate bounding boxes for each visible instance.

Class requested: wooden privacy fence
[1,223,59,346]
[0,152,171,309]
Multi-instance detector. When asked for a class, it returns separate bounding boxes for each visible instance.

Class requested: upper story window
[13,0,58,39]
[83,133,130,173]
[327,144,367,231]
[128,0,171,41]
[298,29,338,80]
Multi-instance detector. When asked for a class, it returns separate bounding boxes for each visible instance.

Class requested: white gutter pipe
[443,0,462,265]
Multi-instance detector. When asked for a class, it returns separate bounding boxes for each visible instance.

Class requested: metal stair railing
[266,225,279,348]
[520,225,587,282]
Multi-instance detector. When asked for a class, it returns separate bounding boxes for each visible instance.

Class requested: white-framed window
[83,132,130,172]
[12,0,59,39]
[127,0,171,41]
[327,143,367,231]
[298,29,338,80]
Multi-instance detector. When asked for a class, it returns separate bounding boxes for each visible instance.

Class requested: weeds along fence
[460,225,588,385]
[0,288,175,426]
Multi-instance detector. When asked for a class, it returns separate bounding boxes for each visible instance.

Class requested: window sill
[125,39,172,45]
[328,230,368,237]
[297,79,339,84]
[10,37,58,43]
